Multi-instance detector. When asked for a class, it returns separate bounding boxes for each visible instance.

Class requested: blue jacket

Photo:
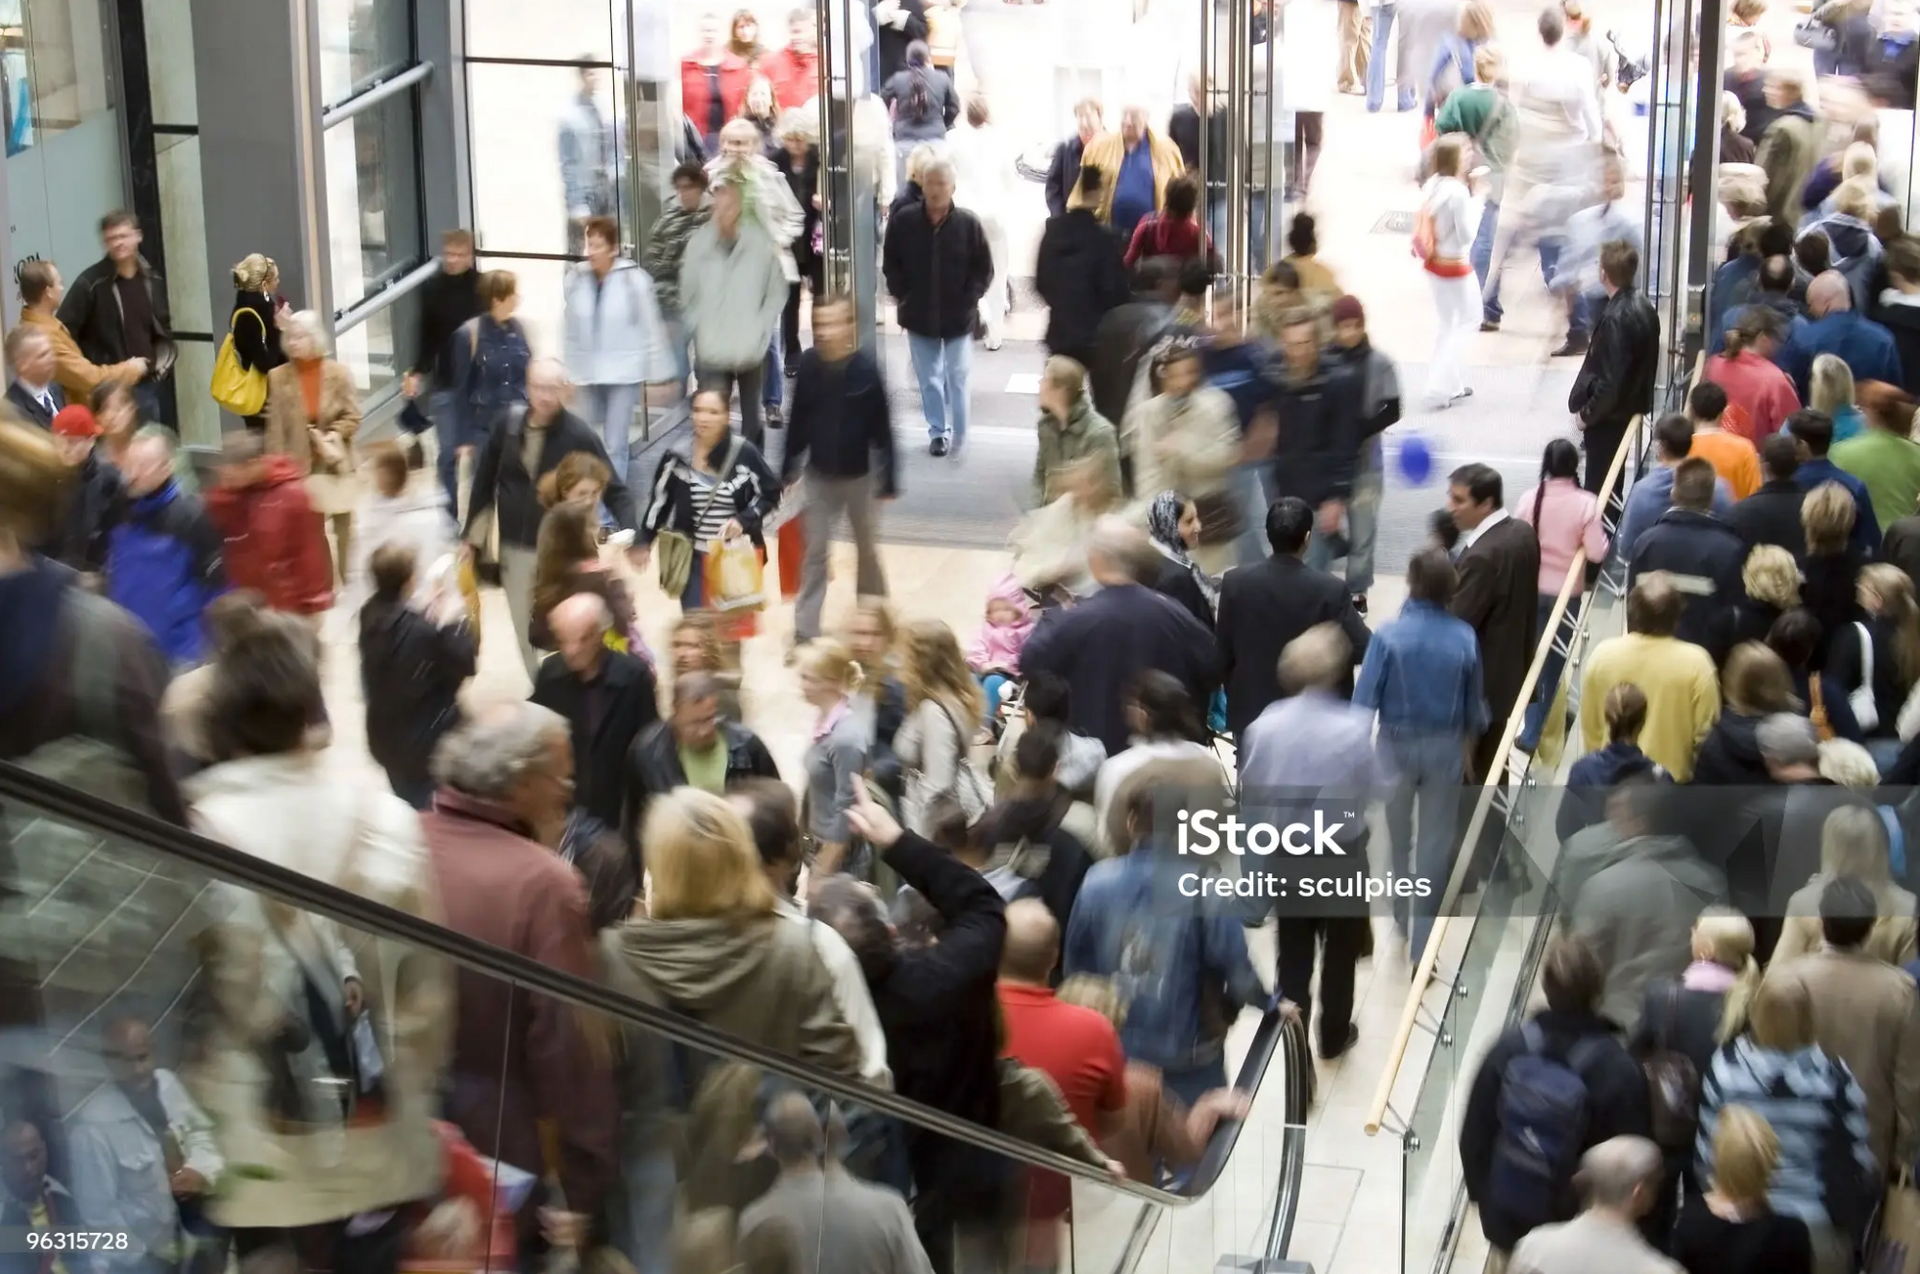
[447,315,532,445]
[1354,600,1489,738]
[1794,457,1882,554]
[105,481,225,665]
[1627,507,1750,654]
[1613,466,1734,568]
[1063,846,1268,1073]
[1781,311,1905,403]
[560,260,675,387]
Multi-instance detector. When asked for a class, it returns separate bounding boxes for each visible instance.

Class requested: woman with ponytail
[799,639,873,881]
[1514,437,1608,751]
[880,40,958,182]
[1704,306,1802,442]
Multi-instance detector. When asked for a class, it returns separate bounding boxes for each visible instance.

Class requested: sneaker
[1320,1024,1360,1061]
[1479,320,1500,332]
[764,402,784,429]
[1552,334,1589,358]
[1450,387,1474,403]
[930,435,951,457]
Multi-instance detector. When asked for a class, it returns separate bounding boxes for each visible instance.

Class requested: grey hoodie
[1562,829,1726,1032]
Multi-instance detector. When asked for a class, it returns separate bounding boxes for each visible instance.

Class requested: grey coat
[1561,830,1727,1033]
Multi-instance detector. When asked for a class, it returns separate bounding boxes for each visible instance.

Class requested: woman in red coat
[203,438,334,619]
[682,13,753,155]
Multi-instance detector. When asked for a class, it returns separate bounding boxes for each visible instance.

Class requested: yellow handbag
[210,310,269,416]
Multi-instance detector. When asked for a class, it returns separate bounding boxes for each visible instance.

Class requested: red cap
[51,405,102,438]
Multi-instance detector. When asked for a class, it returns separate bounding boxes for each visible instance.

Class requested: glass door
[814,0,881,352]
[1197,0,1284,318]
[1640,0,1703,405]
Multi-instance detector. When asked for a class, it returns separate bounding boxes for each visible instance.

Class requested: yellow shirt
[1688,429,1762,501]
[1579,632,1721,782]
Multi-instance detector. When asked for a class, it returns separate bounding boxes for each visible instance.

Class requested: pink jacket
[967,574,1036,674]
[1514,478,1610,596]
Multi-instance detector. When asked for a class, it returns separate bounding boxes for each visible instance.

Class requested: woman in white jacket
[1419,136,1481,409]
[183,612,450,1244]
[945,93,1016,349]
[1121,341,1242,518]
[562,217,676,486]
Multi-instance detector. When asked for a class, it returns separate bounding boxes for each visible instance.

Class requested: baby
[966,574,1036,734]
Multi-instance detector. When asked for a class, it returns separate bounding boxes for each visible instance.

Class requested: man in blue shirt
[1613,413,1736,565]
[1788,407,1881,554]
[1353,547,1488,966]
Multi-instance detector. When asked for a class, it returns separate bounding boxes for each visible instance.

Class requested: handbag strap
[230,307,265,338]
[690,436,744,536]
[1860,622,1875,689]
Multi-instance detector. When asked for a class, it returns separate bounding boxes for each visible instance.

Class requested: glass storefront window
[465,0,615,63]
[323,87,424,308]
[475,254,567,358]
[334,286,413,397]
[467,62,620,257]
[318,0,417,109]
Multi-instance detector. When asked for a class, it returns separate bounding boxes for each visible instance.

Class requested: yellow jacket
[18,307,127,404]
[1578,632,1720,782]
[1070,129,1185,226]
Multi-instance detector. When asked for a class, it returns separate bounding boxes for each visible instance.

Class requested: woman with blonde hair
[264,309,361,581]
[670,610,741,722]
[847,597,909,799]
[894,618,989,834]
[798,638,871,879]
[228,253,288,431]
[1697,975,1872,1274]
[1772,804,1918,965]
[1855,562,1920,758]
[600,788,863,1068]
[1798,482,1864,659]
[1808,354,1863,443]
[1010,453,1120,599]
[1631,907,1763,1079]
[1674,1105,1814,1274]
[1692,642,1800,785]
[1727,544,1800,649]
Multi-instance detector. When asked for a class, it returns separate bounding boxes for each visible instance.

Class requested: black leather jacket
[622,718,780,853]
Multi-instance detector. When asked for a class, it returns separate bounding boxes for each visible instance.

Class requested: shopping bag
[778,517,805,601]
[704,538,767,612]
[1871,1174,1920,1274]
[210,310,269,416]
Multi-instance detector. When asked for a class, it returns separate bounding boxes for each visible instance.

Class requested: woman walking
[1418,136,1480,410]
[895,618,989,834]
[880,40,959,182]
[264,310,361,583]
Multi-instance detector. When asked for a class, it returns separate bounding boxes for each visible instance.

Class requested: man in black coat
[403,228,485,513]
[1217,497,1371,741]
[1628,458,1750,661]
[1043,99,1104,219]
[1020,517,1220,756]
[464,359,641,678]
[1460,936,1654,1257]
[1449,463,1541,782]
[1729,432,1808,561]
[530,593,658,834]
[55,211,175,422]
[820,780,1007,1274]
[882,160,994,458]
[359,542,479,810]
[1035,165,1130,370]
[4,328,63,430]
[1876,238,1920,397]
[1259,309,1365,572]
[623,672,779,860]
[1569,241,1660,507]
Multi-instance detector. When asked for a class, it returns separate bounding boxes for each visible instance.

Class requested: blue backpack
[1490,1023,1608,1231]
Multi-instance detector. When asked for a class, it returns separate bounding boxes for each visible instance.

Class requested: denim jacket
[448,315,532,444]
[67,1070,223,1268]
[1353,600,1490,738]
[1063,845,1268,1073]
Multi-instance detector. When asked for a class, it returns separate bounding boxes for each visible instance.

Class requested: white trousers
[1425,269,1480,404]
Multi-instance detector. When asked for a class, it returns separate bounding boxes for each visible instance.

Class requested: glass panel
[323,87,425,309]
[334,286,413,398]
[141,0,197,127]
[318,0,415,110]
[154,132,211,333]
[475,254,568,358]
[2,0,112,147]
[465,0,612,63]
[467,62,620,258]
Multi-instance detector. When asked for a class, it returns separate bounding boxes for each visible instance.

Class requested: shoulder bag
[657,436,742,598]
[211,309,270,416]
[1851,622,1880,733]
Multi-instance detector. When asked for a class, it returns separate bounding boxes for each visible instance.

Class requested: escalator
[0,761,1312,1274]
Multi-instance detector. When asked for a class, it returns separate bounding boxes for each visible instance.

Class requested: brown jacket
[18,308,129,403]
[1070,129,1184,226]
[1771,948,1920,1173]
[264,359,361,475]
[420,790,618,1216]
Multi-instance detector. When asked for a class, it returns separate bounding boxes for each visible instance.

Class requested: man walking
[682,177,788,448]
[403,229,484,513]
[56,211,175,422]
[531,594,659,834]
[1448,464,1540,784]
[883,159,993,458]
[1569,243,1659,506]
[782,295,897,645]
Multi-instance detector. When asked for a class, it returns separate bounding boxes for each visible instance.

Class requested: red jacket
[203,456,334,615]
[760,46,818,110]
[680,54,753,136]
[1704,349,1802,443]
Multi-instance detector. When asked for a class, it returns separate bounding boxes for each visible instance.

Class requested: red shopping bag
[778,517,805,602]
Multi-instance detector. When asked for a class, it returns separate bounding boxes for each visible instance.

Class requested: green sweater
[1033,399,1122,505]
[1433,83,1516,173]
[1833,428,1920,532]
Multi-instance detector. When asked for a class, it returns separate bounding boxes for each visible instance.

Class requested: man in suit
[1448,463,1541,783]
[1020,517,1220,756]
[1217,496,1371,744]
[530,593,659,835]
[4,328,64,429]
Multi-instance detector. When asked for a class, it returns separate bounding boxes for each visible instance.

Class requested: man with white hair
[882,157,993,457]
[419,699,617,1258]
[1020,515,1219,754]
[1506,1137,1678,1274]
[104,433,225,668]
[463,356,641,680]
[529,593,658,835]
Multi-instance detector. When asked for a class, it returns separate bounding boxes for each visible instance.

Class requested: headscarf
[1146,491,1219,615]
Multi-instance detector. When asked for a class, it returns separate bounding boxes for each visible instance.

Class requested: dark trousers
[1583,417,1631,522]
[1276,914,1370,1052]
[696,363,767,448]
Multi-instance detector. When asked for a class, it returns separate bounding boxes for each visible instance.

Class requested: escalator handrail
[1362,412,1647,1137]
[0,760,1281,1208]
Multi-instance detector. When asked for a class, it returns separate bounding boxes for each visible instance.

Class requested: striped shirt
[1696,1038,1874,1227]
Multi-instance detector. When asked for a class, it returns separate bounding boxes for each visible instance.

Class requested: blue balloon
[1398,436,1434,486]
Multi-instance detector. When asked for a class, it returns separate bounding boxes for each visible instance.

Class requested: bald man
[104,433,226,667]
[1506,1137,1678,1274]
[529,591,658,833]
[1782,267,1904,402]
[997,899,1127,1140]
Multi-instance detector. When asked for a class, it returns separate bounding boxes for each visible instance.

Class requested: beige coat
[1772,875,1920,969]
[264,360,361,476]
[1121,385,1240,501]
[1070,129,1184,226]
[1770,948,1920,1173]
[1509,1210,1681,1274]
[18,307,128,403]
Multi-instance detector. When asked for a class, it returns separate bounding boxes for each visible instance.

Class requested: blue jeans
[133,381,164,425]
[1346,450,1382,594]
[1567,286,1603,338]
[978,672,1011,728]
[1472,199,1502,322]
[429,388,463,515]
[763,332,784,410]
[1232,462,1274,569]
[581,382,643,490]
[1520,592,1575,750]
[1381,729,1465,967]
[906,332,972,446]
[1366,4,1417,112]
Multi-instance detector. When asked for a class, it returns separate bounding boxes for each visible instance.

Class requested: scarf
[1682,960,1738,992]
[813,696,852,742]
[1146,491,1219,614]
